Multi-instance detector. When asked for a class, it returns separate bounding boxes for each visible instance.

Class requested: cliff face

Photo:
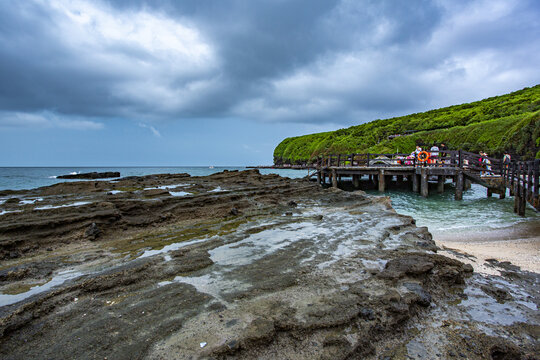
[274,85,540,164]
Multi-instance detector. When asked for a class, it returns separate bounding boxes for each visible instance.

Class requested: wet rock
[403,282,432,307]
[416,241,438,252]
[437,266,465,284]
[169,249,214,273]
[226,339,239,351]
[380,255,435,279]
[0,170,534,360]
[359,308,375,320]
[287,200,298,207]
[462,263,474,273]
[5,197,20,204]
[57,172,120,179]
[481,284,512,303]
[143,189,170,197]
[85,222,101,240]
[489,343,523,360]
[244,318,275,343]
[323,333,349,347]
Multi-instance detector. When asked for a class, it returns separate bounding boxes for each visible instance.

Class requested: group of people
[404,142,448,165]
[401,144,512,174]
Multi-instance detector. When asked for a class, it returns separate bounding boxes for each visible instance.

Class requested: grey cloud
[0,111,104,130]
[0,0,539,128]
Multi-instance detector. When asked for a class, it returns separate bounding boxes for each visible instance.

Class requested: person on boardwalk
[484,153,492,175]
[503,152,511,169]
[414,145,425,166]
[430,143,439,165]
[479,152,486,175]
[440,143,448,163]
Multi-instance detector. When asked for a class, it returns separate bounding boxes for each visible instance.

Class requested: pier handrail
[316,151,539,213]
[317,150,505,174]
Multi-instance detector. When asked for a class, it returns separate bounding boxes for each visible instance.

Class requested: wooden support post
[534,160,539,199]
[514,182,519,214]
[455,171,464,200]
[437,176,445,193]
[353,175,360,189]
[520,172,526,216]
[510,162,515,195]
[397,175,404,185]
[378,170,385,192]
[412,173,419,193]
[332,169,338,188]
[487,188,493,197]
[420,168,429,198]
[518,193,526,216]
[527,162,533,202]
[317,171,321,184]
[499,189,505,199]
[464,179,471,190]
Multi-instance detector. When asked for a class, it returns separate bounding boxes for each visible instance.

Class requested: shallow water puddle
[138,236,212,258]
[163,273,251,304]
[0,269,83,307]
[460,285,530,325]
[0,209,22,216]
[209,221,332,267]
[144,184,190,190]
[34,201,91,210]
[20,198,43,205]
[170,191,191,197]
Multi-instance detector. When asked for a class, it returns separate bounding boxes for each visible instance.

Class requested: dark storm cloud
[0,0,539,129]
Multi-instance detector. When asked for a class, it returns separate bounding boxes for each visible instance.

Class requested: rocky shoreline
[0,170,538,359]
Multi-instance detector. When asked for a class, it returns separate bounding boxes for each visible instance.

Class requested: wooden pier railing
[315,151,539,215]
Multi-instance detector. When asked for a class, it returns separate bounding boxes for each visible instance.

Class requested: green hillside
[274,85,540,164]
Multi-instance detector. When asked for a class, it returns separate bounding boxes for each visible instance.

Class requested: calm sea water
[369,184,540,236]
[1,167,538,235]
[0,167,311,191]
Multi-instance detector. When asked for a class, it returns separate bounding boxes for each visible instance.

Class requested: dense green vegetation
[274,85,540,164]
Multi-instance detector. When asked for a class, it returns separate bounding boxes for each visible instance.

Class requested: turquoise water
[367,183,540,235]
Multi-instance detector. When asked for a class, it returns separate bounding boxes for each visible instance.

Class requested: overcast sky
[1,0,539,166]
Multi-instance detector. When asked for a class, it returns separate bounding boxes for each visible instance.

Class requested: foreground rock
[0,170,538,359]
[57,171,121,179]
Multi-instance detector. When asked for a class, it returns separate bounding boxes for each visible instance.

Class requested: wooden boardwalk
[315,150,539,216]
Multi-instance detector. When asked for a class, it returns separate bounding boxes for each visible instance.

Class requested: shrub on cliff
[274,85,540,163]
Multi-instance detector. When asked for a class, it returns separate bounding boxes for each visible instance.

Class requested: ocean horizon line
[0,165,255,168]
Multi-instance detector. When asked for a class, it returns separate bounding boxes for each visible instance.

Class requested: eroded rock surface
[0,170,538,359]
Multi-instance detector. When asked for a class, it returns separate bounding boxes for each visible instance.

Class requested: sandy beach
[434,219,540,273]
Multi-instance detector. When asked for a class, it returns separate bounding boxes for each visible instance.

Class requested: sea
[1,167,539,237]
